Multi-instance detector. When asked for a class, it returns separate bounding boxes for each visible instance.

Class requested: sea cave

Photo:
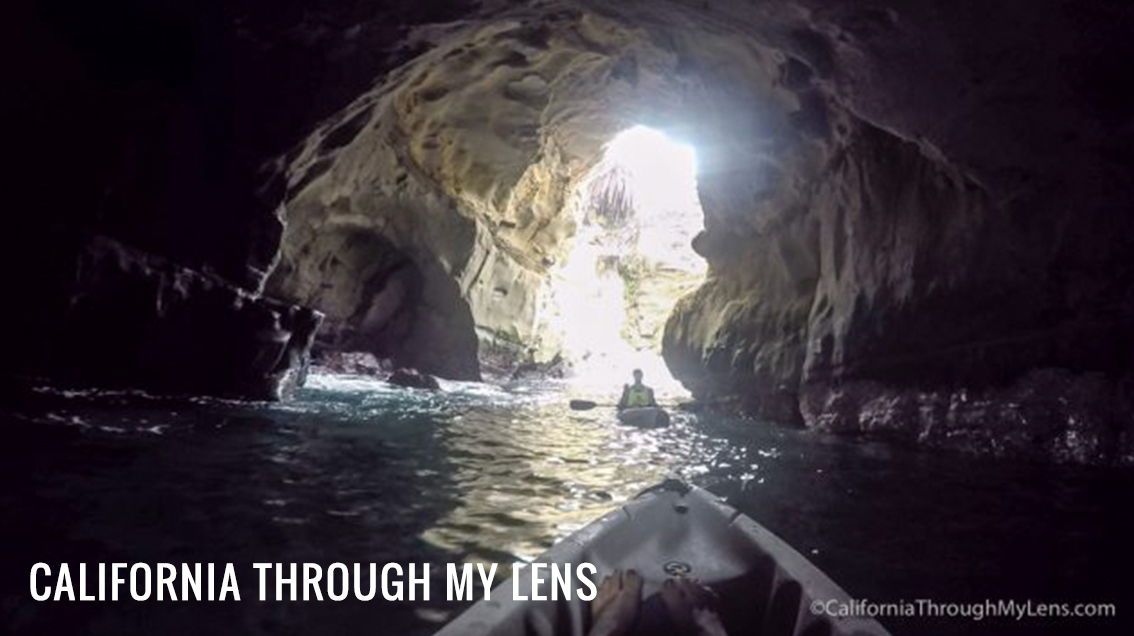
[5,1,1134,635]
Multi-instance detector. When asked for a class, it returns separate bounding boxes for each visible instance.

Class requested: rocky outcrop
[511,354,571,381]
[387,368,442,391]
[9,235,321,400]
[800,370,1134,466]
[315,351,389,377]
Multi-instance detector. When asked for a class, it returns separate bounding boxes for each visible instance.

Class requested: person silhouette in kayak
[618,369,657,410]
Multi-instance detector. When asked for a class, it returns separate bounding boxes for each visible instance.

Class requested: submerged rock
[387,368,441,390]
[315,351,390,376]
[510,354,571,381]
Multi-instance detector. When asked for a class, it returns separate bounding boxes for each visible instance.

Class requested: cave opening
[544,125,706,395]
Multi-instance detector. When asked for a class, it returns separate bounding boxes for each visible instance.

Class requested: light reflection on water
[296,373,737,563]
[430,400,676,561]
[3,372,1133,636]
[5,372,750,569]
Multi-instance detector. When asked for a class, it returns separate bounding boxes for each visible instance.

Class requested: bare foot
[659,578,727,636]
[591,571,622,622]
[588,569,643,636]
[659,578,698,633]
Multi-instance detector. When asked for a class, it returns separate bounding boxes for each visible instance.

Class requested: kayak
[616,406,671,428]
[435,480,891,636]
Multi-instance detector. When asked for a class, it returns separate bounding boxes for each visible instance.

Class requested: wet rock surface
[801,370,1134,466]
[313,351,390,377]
[387,368,441,391]
[511,354,571,381]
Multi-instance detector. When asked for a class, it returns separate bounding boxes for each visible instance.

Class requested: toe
[624,569,643,594]
[593,572,620,615]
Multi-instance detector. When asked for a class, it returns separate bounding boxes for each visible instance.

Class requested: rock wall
[10,235,322,400]
[12,0,480,290]
[10,0,479,398]
[658,0,1134,464]
[801,370,1134,466]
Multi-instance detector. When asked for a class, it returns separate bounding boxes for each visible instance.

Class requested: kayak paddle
[568,399,611,410]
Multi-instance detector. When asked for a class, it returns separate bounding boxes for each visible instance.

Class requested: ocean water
[1,373,1130,635]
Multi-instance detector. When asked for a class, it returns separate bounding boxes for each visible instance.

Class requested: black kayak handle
[633,478,691,499]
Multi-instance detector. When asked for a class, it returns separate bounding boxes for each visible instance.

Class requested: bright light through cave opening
[545,125,706,397]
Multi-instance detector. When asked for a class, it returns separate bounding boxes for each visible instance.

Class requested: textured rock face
[260,1,1132,462]
[659,1,1134,464]
[387,368,442,391]
[266,1,800,379]
[10,235,322,400]
[314,351,389,377]
[799,370,1134,466]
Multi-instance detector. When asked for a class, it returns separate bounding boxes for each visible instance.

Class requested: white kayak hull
[616,406,670,428]
[435,480,891,636]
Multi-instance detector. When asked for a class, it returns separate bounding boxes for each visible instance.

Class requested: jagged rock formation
[388,368,442,391]
[10,235,321,400]
[9,0,465,398]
